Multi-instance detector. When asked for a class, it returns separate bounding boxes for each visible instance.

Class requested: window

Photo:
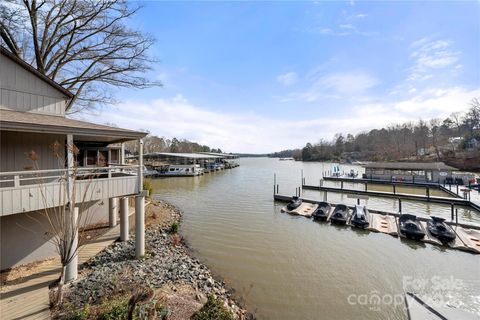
[86,150,97,166]
[98,151,108,167]
[110,149,120,164]
[170,168,175,172]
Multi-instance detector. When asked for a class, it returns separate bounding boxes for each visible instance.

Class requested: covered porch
[0,109,148,279]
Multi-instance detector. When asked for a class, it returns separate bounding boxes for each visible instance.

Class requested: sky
[78,1,480,153]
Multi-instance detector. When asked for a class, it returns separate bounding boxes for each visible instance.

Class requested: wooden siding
[0,54,67,116]
[1,175,139,216]
[0,131,65,172]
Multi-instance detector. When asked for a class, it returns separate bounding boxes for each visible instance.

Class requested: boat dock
[323,176,461,198]
[273,194,480,254]
[301,183,480,213]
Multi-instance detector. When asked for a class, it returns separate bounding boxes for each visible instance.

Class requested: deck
[0,205,137,320]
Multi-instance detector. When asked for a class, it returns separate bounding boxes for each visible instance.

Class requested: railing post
[13,175,20,187]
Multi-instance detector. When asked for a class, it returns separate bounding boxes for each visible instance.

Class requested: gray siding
[0,54,67,116]
[0,131,65,172]
[0,200,109,270]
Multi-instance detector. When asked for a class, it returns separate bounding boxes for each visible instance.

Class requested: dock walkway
[0,211,131,320]
[302,184,480,213]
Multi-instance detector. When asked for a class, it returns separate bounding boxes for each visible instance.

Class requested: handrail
[0,165,140,176]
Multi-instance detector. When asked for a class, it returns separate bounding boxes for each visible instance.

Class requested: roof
[0,109,146,143]
[143,152,223,159]
[197,152,238,158]
[364,162,457,171]
[0,46,74,100]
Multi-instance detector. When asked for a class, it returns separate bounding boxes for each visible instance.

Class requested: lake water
[151,158,480,320]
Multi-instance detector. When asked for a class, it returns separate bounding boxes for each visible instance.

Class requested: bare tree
[0,0,160,112]
[27,141,100,304]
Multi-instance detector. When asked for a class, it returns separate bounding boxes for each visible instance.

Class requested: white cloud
[283,71,379,102]
[312,24,376,37]
[407,38,461,82]
[74,86,479,153]
[276,72,298,86]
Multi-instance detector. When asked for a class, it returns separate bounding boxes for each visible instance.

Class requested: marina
[152,158,480,319]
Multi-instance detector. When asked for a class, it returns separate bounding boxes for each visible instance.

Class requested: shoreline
[56,199,252,319]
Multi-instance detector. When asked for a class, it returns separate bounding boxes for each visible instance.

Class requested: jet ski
[398,214,426,240]
[427,216,456,243]
[330,204,349,225]
[312,202,331,221]
[350,205,370,228]
[286,196,302,211]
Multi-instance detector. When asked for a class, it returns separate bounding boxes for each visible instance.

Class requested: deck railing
[0,165,141,216]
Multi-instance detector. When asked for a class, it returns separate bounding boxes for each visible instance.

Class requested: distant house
[465,137,480,150]
[0,47,147,280]
[363,162,464,184]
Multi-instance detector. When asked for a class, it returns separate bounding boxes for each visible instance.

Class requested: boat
[427,216,456,243]
[330,204,349,225]
[398,214,426,240]
[157,164,203,176]
[279,157,294,161]
[143,165,158,177]
[312,202,331,221]
[286,196,302,211]
[350,205,370,228]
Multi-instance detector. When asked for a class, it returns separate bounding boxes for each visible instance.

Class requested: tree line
[125,134,223,155]
[270,98,480,162]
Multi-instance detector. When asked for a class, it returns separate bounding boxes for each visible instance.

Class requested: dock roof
[143,152,223,159]
[365,162,457,171]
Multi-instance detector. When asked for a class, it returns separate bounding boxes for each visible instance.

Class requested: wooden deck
[0,215,129,319]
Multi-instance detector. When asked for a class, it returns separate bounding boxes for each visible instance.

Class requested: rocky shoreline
[60,200,251,319]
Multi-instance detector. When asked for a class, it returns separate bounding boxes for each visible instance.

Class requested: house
[0,46,147,281]
[363,162,471,184]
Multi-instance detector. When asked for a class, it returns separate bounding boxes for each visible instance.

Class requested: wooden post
[398,199,402,213]
[365,183,367,192]
[301,169,303,187]
[357,198,360,205]
[426,187,430,200]
[456,184,459,195]
[120,197,129,241]
[455,209,458,224]
[451,204,454,221]
[135,194,145,258]
[393,185,396,194]
[274,173,276,195]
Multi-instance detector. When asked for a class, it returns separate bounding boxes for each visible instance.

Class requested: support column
[65,207,79,282]
[109,198,118,227]
[138,139,144,191]
[120,197,129,241]
[135,195,145,258]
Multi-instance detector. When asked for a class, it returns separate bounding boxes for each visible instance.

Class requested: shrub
[97,297,130,320]
[143,179,154,198]
[170,221,179,234]
[191,296,234,320]
[66,304,90,320]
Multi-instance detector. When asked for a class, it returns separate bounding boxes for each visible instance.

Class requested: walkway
[0,224,121,319]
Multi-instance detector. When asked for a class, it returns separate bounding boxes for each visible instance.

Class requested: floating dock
[323,176,461,198]
[275,194,480,254]
[302,184,480,213]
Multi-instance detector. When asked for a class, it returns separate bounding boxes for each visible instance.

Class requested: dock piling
[277,184,279,194]
[357,198,360,205]
[341,181,344,190]
[398,198,402,213]
[393,185,396,194]
[451,204,454,221]
[455,209,458,224]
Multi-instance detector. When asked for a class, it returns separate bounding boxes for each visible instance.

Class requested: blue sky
[80,1,480,153]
